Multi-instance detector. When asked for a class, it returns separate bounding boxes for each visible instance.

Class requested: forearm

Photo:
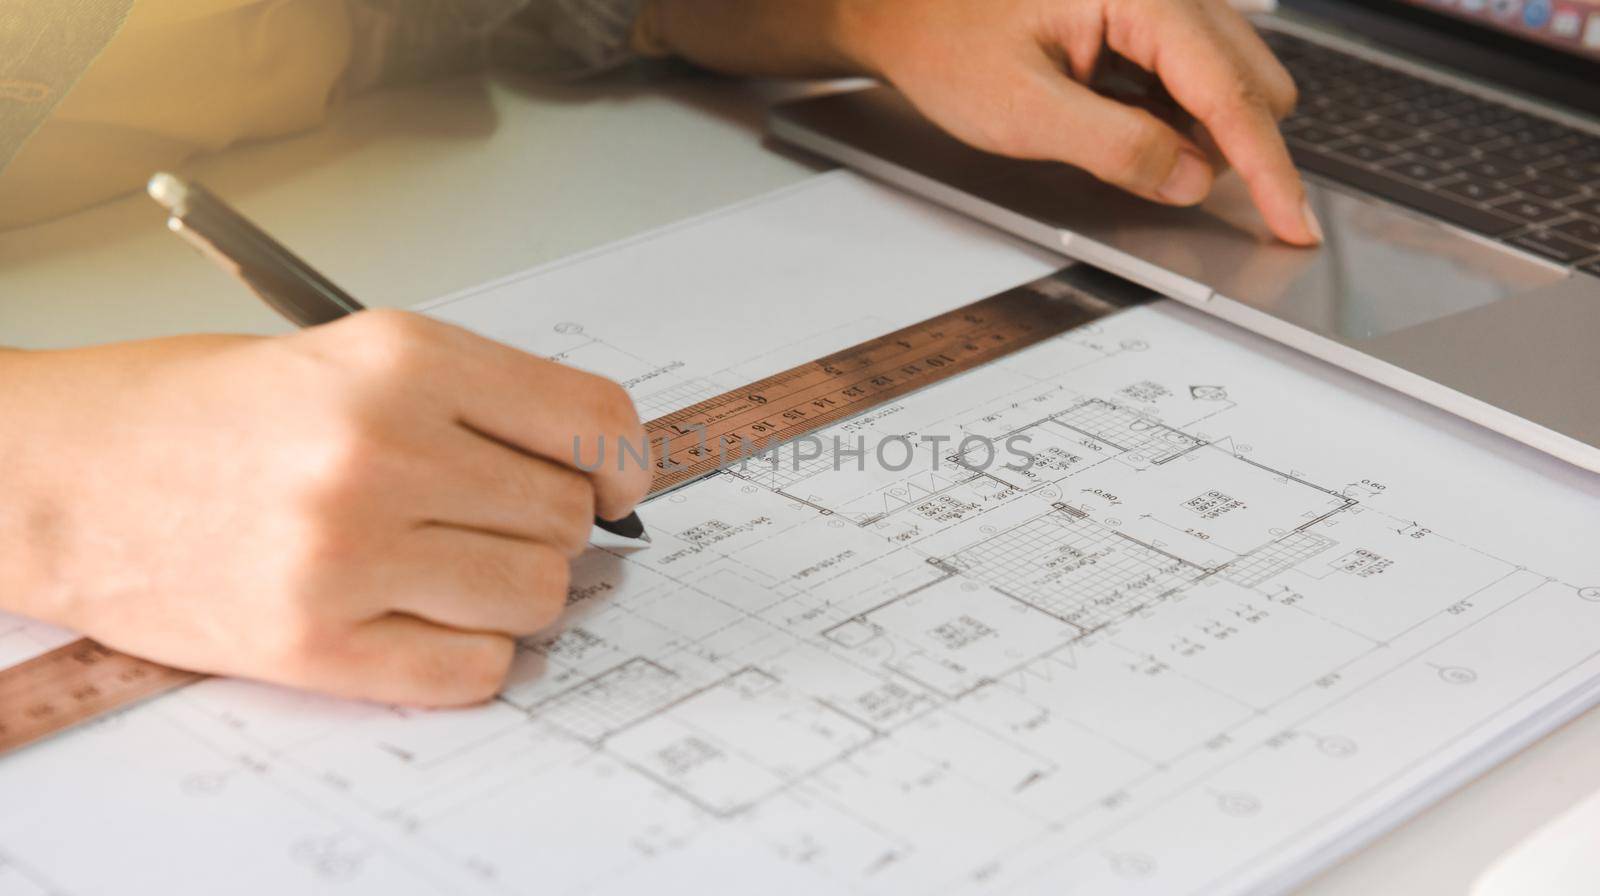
[638,0,871,79]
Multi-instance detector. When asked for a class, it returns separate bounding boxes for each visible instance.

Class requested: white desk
[0,68,822,347]
[2,65,1595,893]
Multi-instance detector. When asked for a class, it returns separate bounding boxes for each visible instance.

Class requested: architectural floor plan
[3,174,1600,895]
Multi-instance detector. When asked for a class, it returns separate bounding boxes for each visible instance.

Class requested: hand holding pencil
[0,175,652,709]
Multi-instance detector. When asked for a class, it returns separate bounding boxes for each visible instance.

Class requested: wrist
[641,0,869,78]
[0,350,75,625]
[830,0,891,78]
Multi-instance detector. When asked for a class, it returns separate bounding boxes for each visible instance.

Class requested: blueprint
[3,173,1600,895]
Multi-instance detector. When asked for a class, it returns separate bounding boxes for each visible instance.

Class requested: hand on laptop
[641,0,1321,245]
[0,311,650,705]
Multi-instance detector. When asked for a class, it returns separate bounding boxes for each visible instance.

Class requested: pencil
[148,172,650,544]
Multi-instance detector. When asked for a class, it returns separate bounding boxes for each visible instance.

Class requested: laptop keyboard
[1261,29,1600,274]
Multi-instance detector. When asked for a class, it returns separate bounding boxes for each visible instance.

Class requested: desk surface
[2,66,1595,893]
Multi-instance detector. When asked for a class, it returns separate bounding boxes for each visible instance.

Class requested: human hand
[836,0,1317,244]
[0,311,650,706]
[642,0,1318,245]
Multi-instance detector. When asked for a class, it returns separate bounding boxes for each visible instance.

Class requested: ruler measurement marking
[644,288,1095,493]
[0,641,202,752]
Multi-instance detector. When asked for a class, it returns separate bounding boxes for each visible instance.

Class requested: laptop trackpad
[1220,177,1563,340]
[1032,170,1567,342]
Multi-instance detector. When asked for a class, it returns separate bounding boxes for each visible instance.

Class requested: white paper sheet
[3,172,1600,896]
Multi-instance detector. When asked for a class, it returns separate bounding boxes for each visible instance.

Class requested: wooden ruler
[0,267,1149,756]
[0,640,201,753]
[645,268,1144,493]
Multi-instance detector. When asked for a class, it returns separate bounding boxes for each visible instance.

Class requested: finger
[1004,56,1217,206]
[387,527,571,636]
[423,425,597,557]
[292,614,515,706]
[1199,0,1298,119]
[1197,93,1319,245]
[1108,0,1320,244]
[339,313,653,521]
[447,347,650,522]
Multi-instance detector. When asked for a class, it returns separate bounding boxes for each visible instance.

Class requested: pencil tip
[637,531,653,544]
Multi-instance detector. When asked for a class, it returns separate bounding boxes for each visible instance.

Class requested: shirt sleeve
[343,0,647,92]
[491,0,649,79]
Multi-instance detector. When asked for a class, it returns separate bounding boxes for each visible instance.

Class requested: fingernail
[1301,197,1325,244]
[1158,152,1211,206]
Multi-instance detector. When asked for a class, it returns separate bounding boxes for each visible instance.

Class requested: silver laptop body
[769,0,1600,472]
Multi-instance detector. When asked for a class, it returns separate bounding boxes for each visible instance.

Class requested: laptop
[768,0,1600,473]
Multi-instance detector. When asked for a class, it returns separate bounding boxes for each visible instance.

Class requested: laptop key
[1440,180,1516,204]
[1553,217,1600,249]
[1441,125,1509,145]
[1545,162,1600,184]
[1425,96,1480,117]
[1500,143,1565,163]
[1507,177,1583,203]
[1410,140,1474,163]
[1508,232,1594,265]
[1382,158,1453,184]
[1567,198,1600,219]
[1380,106,1452,128]
[1353,121,1415,144]
[1564,142,1600,163]
[1283,122,1349,146]
[1531,134,1587,154]
[1407,90,1457,111]
[1306,105,1368,127]
[1341,143,1398,164]
[1290,144,1518,237]
[1458,157,1526,181]
[1492,198,1566,224]
[1456,115,1517,133]
[1388,81,1435,101]
[1502,125,1571,146]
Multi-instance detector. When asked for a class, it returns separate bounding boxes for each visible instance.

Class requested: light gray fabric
[0,0,135,175]
[345,0,534,90]
[491,0,648,78]
[346,0,647,88]
[0,0,647,179]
